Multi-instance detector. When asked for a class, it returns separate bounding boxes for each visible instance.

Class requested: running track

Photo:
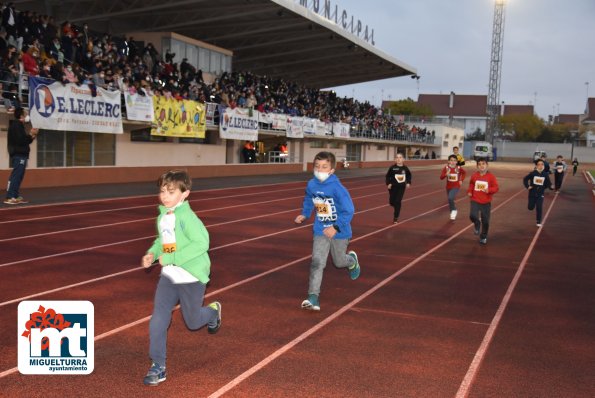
[0,163,593,397]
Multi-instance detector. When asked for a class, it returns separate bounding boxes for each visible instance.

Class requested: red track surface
[1,164,593,397]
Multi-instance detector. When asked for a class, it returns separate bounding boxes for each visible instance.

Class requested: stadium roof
[32,0,416,88]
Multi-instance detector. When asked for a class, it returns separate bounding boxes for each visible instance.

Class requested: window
[310,140,325,148]
[346,143,361,161]
[376,145,386,150]
[443,141,449,147]
[37,130,116,167]
[328,141,342,149]
[444,133,449,139]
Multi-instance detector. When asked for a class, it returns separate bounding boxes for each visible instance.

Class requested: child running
[141,170,221,386]
[572,158,579,176]
[553,155,567,193]
[385,153,412,223]
[523,159,553,227]
[467,159,499,245]
[295,151,360,311]
[440,154,466,220]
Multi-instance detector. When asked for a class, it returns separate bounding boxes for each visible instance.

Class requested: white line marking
[454,193,559,398]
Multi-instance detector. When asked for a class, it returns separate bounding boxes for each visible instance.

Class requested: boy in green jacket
[141,170,221,386]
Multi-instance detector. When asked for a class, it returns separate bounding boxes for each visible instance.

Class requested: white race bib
[448,173,458,182]
[556,166,563,173]
[395,174,406,183]
[533,176,545,186]
[474,180,488,192]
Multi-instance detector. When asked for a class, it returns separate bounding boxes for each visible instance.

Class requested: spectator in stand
[2,2,17,42]
[0,81,15,111]
[21,44,39,76]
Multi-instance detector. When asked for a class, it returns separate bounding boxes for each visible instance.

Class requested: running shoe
[348,251,360,280]
[143,362,167,386]
[301,294,320,311]
[207,302,222,334]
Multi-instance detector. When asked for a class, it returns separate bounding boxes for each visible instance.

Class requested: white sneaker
[450,210,457,220]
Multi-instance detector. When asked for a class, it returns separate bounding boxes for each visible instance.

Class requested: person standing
[452,146,465,166]
[5,108,38,205]
[552,155,567,193]
[440,154,466,220]
[467,159,499,245]
[572,157,579,176]
[385,153,412,223]
[523,159,553,227]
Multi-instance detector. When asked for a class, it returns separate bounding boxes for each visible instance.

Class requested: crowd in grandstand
[0,3,434,143]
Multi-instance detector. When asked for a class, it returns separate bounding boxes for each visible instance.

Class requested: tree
[383,98,434,117]
[466,128,485,141]
[499,113,544,142]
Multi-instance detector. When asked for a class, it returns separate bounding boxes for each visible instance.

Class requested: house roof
[555,114,580,125]
[583,98,595,123]
[415,94,534,118]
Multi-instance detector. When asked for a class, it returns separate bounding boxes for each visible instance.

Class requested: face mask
[24,115,31,123]
[314,171,331,182]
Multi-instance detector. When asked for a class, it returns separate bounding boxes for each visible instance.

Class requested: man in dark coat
[5,108,38,204]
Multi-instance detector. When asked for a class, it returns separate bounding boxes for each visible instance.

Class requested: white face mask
[24,115,31,123]
[314,171,331,182]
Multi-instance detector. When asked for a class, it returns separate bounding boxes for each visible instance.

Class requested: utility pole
[486,0,506,144]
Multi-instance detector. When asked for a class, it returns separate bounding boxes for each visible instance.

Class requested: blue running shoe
[301,294,320,311]
[348,251,360,280]
[143,362,166,386]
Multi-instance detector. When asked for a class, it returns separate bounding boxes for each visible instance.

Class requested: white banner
[258,111,273,125]
[124,90,154,122]
[271,113,287,131]
[219,107,259,141]
[333,122,351,138]
[286,116,304,138]
[28,77,123,134]
[315,121,332,137]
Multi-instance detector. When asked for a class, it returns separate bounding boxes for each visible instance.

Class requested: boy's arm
[385,167,392,185]
[460,167,466,181]
[545,174,553,190]
[405,166,412,185]
[489,174,499,194]
[522,172,531,189]
[439,166,447,180]
[467,174,475,196]
[301,183,314,219]
[333,185,354,232]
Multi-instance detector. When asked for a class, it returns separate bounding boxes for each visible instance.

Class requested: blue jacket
[301,174,354,239]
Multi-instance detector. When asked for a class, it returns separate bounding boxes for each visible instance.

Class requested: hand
[406,183,411,188]
[142,253,154,268]
[528,186,533,190]
[467,192,472,197]
[294,215,306,224]
[387,184,392,190]
[323,226,336,239]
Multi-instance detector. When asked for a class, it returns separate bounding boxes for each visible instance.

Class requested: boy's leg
[6,156,27,199]
[447,188,459,211]
[478,203,491,239]
[528,194,536,211]
[391,186,406,219]
[149,276,180,368]
[309,235,331,296]
[178,281,218,330]
[469,201,481,234]
[535,195,544,224]
[329,238,355,269]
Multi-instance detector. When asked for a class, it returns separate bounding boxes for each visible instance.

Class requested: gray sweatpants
[149,275,217,367]
[308,235,355,296]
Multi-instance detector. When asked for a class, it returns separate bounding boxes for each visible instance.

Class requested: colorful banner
[151,96,206,138]
[219,107,259,141]
[286,116,304,138]
[333,122,351,138]
[124,90,154,122]
[28,77,123,134]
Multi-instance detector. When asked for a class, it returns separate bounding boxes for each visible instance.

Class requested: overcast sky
[327,0,595,120]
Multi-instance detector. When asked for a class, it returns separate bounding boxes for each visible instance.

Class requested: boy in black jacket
[523,159,553,227]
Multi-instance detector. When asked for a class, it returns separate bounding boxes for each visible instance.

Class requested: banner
[333,122,351,138]
[124,90,154,122]
[28,77,123,134]
[151,96,206,138]
[286,116,304,138]
[271,113,287,131]
[258,111,273,125]
[219,106,259,141]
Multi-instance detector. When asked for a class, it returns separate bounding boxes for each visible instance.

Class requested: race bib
[313,199,331,217]
[395,174,406,183]
[533,176,545,186]
[448,173,458,182]
[556,166,563,173]
[474,181,488,191]
[162,242,176,253]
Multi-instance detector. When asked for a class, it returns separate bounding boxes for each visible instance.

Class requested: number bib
[314,201,331,217]
[474,181,488,191]
[448,173,458,182]
[395,174,406,183]
[533,176,545,186]
[556,166,564,173]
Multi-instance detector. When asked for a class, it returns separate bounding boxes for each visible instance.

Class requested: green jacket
[146,201,211,283]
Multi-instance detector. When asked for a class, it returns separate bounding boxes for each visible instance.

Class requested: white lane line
[207,189,525,397]
[454,193,559,398]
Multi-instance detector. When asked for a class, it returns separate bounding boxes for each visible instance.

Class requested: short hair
[452,146,459,150]
[448,154,457,161]
[14,107,25,120]
[157,170,191,192]
[313,151,336,169]
[535,159,544,165]
[556,155,563,158]
[477,159,488,165]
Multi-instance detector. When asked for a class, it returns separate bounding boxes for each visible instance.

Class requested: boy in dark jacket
[385,153,412,223]
[523,159,553,227]
[5,108,38,204]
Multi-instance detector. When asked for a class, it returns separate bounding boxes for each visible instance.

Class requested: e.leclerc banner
[219,106,258,141]
[28,77,123,134]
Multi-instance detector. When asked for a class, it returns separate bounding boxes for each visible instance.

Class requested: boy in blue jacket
[294,152,360,311]
[523,159,553,227]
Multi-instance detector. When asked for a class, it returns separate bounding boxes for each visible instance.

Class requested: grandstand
[0,0,458,188]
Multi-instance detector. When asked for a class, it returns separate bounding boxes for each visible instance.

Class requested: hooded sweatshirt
[301,174,354,239]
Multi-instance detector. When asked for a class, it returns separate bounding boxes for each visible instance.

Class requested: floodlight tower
[486,0,506,144]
